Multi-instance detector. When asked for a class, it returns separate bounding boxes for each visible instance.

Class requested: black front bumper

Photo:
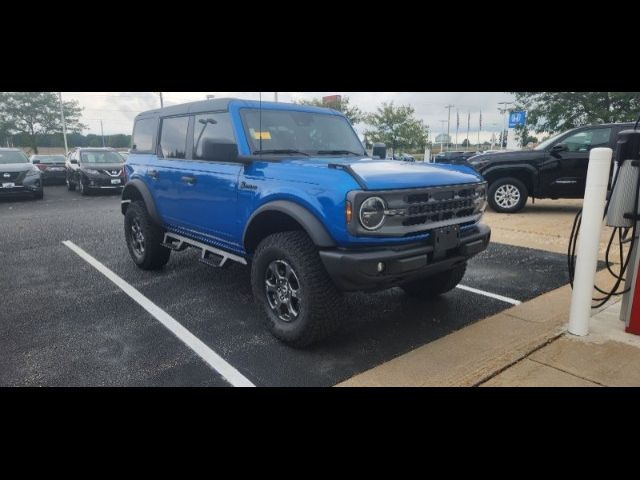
[319,223,491,292]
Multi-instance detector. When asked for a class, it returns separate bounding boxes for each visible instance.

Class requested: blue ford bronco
[121,98,491,346]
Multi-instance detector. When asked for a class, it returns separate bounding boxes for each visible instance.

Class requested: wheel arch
[121,179,162,225]
[243,200,336,254]
[482,165,537,197]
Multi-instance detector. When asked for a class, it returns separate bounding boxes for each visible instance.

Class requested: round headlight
[359,196,386,230]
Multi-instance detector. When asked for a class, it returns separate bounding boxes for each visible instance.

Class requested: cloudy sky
[62,92,516,144]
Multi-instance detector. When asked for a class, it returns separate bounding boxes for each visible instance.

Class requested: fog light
[377,262,385,273]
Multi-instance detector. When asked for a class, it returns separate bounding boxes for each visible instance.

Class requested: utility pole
[58,92,69,156]
[466,111,470,151]
[159,92,164,108]
[455,110,460,150]
[445,104,454,152]
[477,110,482,150]
[498,101,513,150]
[100,120,105,147]
[439,119,447,154]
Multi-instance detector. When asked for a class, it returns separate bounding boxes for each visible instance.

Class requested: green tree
[0,92,85,153]
[510,92,640,134]
[295,95,364,125]
[514,124,540,148]
[363,102,429,155]
[461,138,470,147]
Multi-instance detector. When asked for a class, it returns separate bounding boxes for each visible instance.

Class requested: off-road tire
[488,177,528,213]
[124,200,171,270]
[400,262,467,299]
[251,231,342,347]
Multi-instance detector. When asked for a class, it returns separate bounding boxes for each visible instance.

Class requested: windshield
[80,151,125,164]
[241,109,366,156]
[0,151,29,164]
[534,131,566,151]
[32,155,66,164]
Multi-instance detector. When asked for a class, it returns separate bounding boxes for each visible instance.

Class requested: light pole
[445,104,454,152]
[274,92,279,102]
[58,92,69,156]
[498,101,513,150]
[159,92,164,108]
[100,119,105,147]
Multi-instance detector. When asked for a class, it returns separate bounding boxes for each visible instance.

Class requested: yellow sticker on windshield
[252,131,272,140]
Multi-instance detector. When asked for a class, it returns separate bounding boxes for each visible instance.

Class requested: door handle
[147,169,159,179]
[181,176,197,185]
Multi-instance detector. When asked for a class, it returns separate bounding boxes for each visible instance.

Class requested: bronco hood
[335,158,483,190]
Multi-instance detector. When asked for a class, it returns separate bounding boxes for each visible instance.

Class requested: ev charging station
[569,127,640,336]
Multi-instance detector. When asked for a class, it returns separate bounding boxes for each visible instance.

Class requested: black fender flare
[243,200,336,249]
[482,164,538,190]
[121,179,162,225]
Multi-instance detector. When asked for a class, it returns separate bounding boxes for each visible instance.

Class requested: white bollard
[568,147,613,336]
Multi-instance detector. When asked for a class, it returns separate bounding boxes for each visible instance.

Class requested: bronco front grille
[347,182,487,237]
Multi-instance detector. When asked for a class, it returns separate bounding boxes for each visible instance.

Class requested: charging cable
[568,115,640,308]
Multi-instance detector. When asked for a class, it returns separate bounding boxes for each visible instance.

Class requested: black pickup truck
[467,122,635,213]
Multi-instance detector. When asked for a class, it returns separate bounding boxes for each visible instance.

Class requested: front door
[169,112,242,249]
[540,126,612,198]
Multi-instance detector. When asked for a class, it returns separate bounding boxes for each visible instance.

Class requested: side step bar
[162,232,247,268]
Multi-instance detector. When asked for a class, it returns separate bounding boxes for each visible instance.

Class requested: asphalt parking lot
[0,186,576,387]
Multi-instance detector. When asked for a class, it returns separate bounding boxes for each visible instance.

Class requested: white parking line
[456,284,521,306]
[62,240,255,387]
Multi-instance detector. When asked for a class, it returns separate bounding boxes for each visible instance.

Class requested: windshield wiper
[315,150,364,156]
[253,149,309,156]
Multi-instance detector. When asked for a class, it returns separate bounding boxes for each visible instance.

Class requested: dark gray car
[0,149,44,199]
[65,148,125,195]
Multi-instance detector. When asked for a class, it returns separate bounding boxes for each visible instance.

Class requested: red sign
[322,95,342,106]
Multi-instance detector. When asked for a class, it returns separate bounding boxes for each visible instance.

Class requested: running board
[162,232,247,268]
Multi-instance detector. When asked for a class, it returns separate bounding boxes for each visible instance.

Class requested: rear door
[540,126,612,198]
[151,115,192,226]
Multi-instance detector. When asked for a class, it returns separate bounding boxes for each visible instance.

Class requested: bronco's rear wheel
[251,231,342,347]
[124,200,171,270]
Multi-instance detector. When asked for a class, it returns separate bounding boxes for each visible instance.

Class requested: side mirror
[372,142,386,159]
[70,159,78,164]
[201,138,239,163]
[550,144,568,154]
[32,159,40,165]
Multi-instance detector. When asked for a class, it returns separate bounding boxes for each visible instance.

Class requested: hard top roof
[134,98,341,120]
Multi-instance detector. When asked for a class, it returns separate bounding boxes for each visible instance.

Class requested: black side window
[160,116,190,159]
[193,112,236,160]
[132,118,157,152]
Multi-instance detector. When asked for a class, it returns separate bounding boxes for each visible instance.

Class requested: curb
[336,268,618,387]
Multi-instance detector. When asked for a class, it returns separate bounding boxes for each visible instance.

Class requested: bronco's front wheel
[251,231,342,347]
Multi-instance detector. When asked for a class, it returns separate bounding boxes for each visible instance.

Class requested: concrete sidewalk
[338,268,640,387]
[482,300,640,387]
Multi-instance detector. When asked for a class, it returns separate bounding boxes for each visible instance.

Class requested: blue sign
[509,111,526,128]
